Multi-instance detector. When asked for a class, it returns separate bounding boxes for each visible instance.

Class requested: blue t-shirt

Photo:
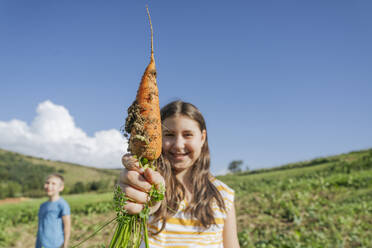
[35,197,70,248]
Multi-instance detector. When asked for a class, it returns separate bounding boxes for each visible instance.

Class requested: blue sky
[1,0,371,174]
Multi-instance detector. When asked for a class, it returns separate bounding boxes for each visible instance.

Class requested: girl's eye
[164,133,174,137]
[184,133,193,137]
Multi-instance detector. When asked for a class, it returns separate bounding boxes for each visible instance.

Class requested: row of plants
[1,149,371,247]
[221,150,372,247]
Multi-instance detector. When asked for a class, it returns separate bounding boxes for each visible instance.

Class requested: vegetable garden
[1,149,371,247]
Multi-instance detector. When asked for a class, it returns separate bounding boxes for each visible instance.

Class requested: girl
[119,100,240,247]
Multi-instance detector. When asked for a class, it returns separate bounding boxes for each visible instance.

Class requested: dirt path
[0,197,29,205]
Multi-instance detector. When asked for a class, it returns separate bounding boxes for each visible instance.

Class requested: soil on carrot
[124,100,150,154]
[125,100,145,136]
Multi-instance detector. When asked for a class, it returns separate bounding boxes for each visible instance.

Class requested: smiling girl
[119,100,240,247]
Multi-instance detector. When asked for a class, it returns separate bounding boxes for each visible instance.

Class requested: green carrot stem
[118,222,127,247]
[135,217,142,247]
[71,216,117,248]
[109,222,122,248]
[135,222,142,247]
[143,215,150,248]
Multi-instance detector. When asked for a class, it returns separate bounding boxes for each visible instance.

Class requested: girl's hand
[119,154,165,215]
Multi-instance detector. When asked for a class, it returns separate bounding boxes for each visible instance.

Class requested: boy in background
[36,174,71,248]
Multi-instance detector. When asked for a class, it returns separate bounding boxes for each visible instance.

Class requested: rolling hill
[0,149,120,198]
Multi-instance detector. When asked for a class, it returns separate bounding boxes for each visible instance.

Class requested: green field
[219,149,372,247]
[0,148,371,247]
[0,192,115,247]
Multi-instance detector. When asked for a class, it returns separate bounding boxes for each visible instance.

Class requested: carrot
[125,6,162,161]
[71,7,164,248]
[109,6,163,248]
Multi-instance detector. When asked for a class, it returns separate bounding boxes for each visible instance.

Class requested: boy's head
[44,174,64,198]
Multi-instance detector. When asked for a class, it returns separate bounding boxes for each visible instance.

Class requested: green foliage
[0,152,56,198]
[0,149,119,198]
[219,148,372,248]
[0,181,22,198]
[149,184,165,202]
[113,185,129,221]
[88,180,110,192]
[228,160,244,173]
[1,148,371,247]
[108,164,164,248]
[0,193,114,229]
[72,182,86,194]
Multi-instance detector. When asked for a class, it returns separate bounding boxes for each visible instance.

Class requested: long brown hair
[152,100,226,232]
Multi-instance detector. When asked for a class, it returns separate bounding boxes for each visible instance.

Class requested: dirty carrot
[70,6,164,248]
[125,5,162,162]
[109,6,164,248]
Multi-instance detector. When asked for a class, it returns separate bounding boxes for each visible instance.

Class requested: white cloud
[0,100,128,169]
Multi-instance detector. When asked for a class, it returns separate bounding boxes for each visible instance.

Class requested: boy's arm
[62,215,71,248]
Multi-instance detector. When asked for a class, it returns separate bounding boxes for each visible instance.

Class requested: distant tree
[7,181,22,197]
[89,180,110,192]
[0,183,7,199]
[228,160,243,173]
[89,181,102,191]
[72,182,86,194]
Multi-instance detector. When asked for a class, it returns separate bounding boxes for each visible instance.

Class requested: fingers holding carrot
[123,202,145,215]
[122,154,144,174]
[118,169,149,215]
[119,169,151,190]
[144,168,165,192]
[118,168,164,215]
[118,159,165,216]
[119,157,165,198]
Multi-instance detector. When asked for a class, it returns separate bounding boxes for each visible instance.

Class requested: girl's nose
[173,135,185,149]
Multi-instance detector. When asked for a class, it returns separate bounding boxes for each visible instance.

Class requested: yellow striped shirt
[142,178,235,248]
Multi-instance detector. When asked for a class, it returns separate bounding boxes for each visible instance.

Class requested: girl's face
[162,114,206,173]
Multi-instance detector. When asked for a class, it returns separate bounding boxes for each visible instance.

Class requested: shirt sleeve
[222,184,235,213]
[61,199,71,216]
[212,179,235,213]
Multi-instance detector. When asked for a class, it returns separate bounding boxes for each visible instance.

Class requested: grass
[1,148,371,247]
[0,192,116,247]
[218,148,372,247]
